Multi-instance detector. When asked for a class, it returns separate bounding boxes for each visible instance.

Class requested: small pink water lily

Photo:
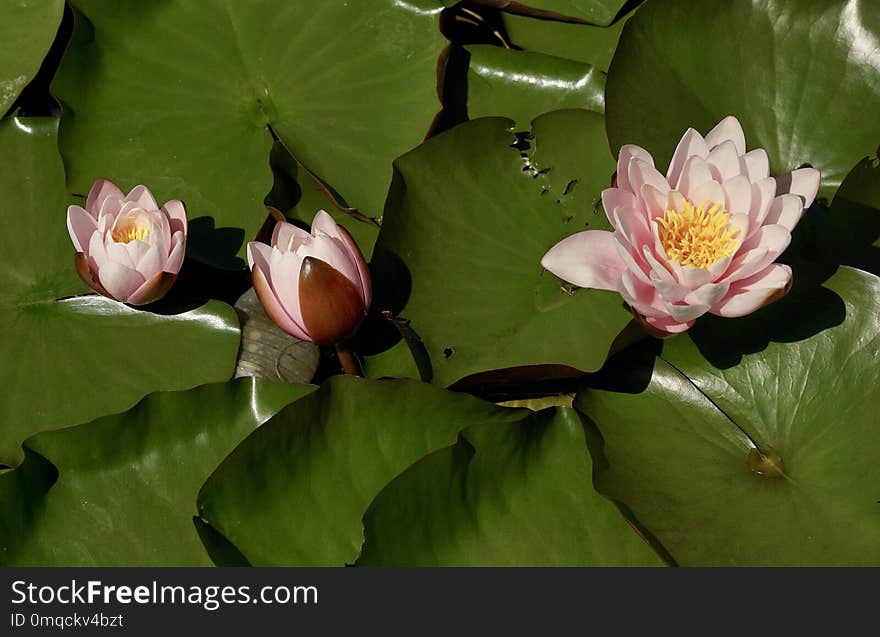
[247,211,371,345]
[541,116,821,335]
[67,179,187,305]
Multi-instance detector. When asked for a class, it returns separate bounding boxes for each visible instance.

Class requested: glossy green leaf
[502,6,634,71]
[0,379,314,566]
[485,0,629,27]
[464,45,605,128]
[371,110,630,387]
[605,0,880,200]
[0,117,241,466]
[54,0,445,267]
[577,267,880,565]
[359,407,663,565]
[198,376,526,565]
[0,0,63,114]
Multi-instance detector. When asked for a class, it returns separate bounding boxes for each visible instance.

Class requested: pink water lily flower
[541,116,821,335]
[247,211,371,345]
[67,179,187,306]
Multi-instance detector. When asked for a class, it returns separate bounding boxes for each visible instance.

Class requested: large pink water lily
[247,211,371,345]
[67,179,187,306]
[541,116,821,335]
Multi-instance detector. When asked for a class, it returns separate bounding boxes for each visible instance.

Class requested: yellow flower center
[111,212,152,244]
[657,200,740,269]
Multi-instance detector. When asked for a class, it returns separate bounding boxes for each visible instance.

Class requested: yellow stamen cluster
[657,200,740,269]
[111,212,152,244]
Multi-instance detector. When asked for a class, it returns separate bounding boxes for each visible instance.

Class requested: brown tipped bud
[298,256,367,345]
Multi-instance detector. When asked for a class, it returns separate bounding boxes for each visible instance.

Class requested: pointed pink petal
[270,248,307,327]
[690,180,726,207]
[252,263,311,341]
[86,178,124,215]
[125,185,159,211]
[662,300,711,323]
[666,128,709,187]
[740,149,769,181]
[683,281,731,308]
[134,243,162,280]
[706,140,740,182]
[541,230,626,291]
[776,167,820,209]
[106,242,135,268]
[763,194,804,231]
[618,270,663,316]
[127,271,177,306]
[161,199,188,236]
[722,175,752,215]
[98,260,146,301]
[616,145,654,194]
[643,314,694,334]
[311,210,338,236]
[165,231,185,274]
[640,184,667,220]
[705,116,746,154]
[628,158,669,198]
[677,156,714,200]
[67,205,98,253]
[88,231,107,268]
[272,221,311,252]
[334,224,371,307]
[601,188,639,227]
[748,178,777,234]
[711,264,792,317]
[722,225,790,283]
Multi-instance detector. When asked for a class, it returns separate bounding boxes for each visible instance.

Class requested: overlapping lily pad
[0,379,313,566]
[502,5,635,71]
[463,0,629,26]
[359,407,663,565]
[0,117,241,466]
[197,376,526,565]
[463,45,605,127]
[54,0,446,266]
[0,0,63,114]
[370,110,631,386]
[576,267,880,565]
[605,0,880,200]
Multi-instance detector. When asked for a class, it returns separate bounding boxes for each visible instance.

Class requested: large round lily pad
[0,379,313,566]
[0,117,241,466]
[370,110,631,386]
[197,376,527,566]
[0,0,63,114]
[359,407,663,565]
[605,0,880,200]
[576,267,880,565]
[53,0,446,266]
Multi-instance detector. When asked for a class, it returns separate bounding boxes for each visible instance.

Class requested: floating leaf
[605,0,880,200]
[54,0,446,266]
[0,117,241,466]
[577,267,880,565]
[371,110,631,387]
[0,379,314,565]
[359,407,663,565]
[198,376,526,565]
[0,0,63,114]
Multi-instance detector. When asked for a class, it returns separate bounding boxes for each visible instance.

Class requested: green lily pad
[197,376,526,565]
[0,0,64,114]
[359,407,663,565]
[0,117,241,466]
[0,379,314,566]
[370,110,631,387]
[463,45,605,128]
[605,0,880,200]
[502,6,635,71]
[483,0,629,26]
[54,0,445,267]
[576,267,880,565]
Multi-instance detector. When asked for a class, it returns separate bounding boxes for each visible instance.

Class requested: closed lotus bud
[66,178,187,305]
[247,210,371,345]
